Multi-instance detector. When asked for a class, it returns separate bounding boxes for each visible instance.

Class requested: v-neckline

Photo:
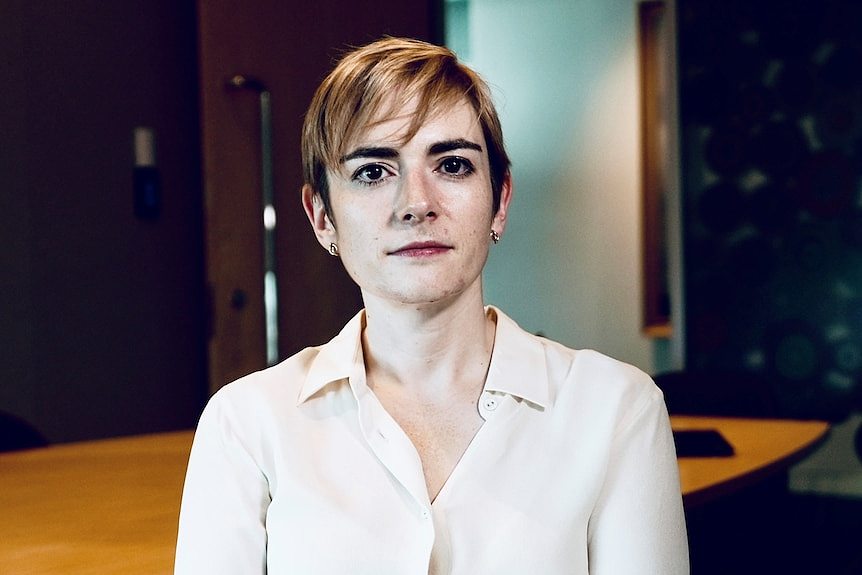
[429,412,488,505]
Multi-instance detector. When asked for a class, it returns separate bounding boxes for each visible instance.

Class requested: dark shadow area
[654,370,780,418]
[687,482,862,574]
[0,411,48,452]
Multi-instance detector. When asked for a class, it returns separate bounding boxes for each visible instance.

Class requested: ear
[491,172,513,236]
[301,184,337,251]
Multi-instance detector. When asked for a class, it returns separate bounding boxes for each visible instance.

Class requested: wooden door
[198,1,437,391]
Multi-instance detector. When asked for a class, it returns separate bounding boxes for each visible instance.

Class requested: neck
[361,286,495,399]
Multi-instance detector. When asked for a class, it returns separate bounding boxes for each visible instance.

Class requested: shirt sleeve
[587,387,689,574]
[174,393,270,574]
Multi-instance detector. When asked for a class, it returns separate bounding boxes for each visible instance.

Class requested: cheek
[343,225,379,247]
[336,217,379,264]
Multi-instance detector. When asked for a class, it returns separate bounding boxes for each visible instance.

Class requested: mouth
[388,241,453,257]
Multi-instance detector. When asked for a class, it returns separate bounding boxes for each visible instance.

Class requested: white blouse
[175,307,689,574]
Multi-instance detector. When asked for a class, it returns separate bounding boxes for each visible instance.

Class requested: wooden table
[673,415,830,507]
[0,431,192,575]
[0,417,830,574]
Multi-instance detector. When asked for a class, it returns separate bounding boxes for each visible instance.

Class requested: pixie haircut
[301,37,510,218]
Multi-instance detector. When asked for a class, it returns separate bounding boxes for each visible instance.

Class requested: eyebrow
[428,138,484,155]
[340,146,398,164]
[339,138,484,164]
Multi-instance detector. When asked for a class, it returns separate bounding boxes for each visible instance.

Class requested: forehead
[346,96,483,149]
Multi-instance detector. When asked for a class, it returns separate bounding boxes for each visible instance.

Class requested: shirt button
[482,395,498,411]
[421,508,430,519]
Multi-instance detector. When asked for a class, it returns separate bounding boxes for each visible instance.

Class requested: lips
[389,241,453,257]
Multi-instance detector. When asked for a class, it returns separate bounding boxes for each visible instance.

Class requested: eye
[437,157,475,178]
[352,163,392,186]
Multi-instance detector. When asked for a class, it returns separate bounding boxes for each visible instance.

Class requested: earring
[490,229,500,244]
[329,242,339,257]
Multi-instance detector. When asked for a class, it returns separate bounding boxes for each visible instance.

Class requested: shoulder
[568,348,662,416]
[540,343,668,445]
[203,310,364,421]
[492,308,662,425]
[539,336,660,405]
[568,347,657,397]
[198,346,325,433]
[211,347,321,406]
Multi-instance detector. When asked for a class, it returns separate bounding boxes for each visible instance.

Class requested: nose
[395,170,438,223]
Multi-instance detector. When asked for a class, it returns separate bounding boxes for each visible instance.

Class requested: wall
[458,0,667,372]
[0,1,206,442]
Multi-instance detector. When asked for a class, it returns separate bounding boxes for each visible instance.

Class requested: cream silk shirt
[175,307,689,574]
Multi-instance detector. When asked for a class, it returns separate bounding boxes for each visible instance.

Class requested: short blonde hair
[301,37,510,216]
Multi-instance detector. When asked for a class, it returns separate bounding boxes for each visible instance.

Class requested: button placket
[358,393,430,513]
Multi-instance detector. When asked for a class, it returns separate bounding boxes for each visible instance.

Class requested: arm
[174,395,270,574]
[587,389,689,574]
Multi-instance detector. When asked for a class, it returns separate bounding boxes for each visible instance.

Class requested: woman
[175,37,688,574]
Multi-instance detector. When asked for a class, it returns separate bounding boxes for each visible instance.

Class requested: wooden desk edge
[680,419,831,507]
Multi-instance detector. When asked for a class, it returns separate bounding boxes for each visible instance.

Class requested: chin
[402,286,470,306]
[362,272,479,307]
[371,284,460,307]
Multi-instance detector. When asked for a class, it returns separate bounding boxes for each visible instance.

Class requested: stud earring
[490,229,500,244]
[329,242,339,257]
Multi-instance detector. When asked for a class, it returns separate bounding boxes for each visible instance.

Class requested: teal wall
[452,0,675,374]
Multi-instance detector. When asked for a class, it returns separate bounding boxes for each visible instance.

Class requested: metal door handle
[227,75,279,366]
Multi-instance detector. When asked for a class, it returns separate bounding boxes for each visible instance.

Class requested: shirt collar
[483,306,550,409]
[296,306,551,409]
[296,310,366,405]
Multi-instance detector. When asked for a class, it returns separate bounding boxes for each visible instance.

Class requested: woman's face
[304,97,511,308]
